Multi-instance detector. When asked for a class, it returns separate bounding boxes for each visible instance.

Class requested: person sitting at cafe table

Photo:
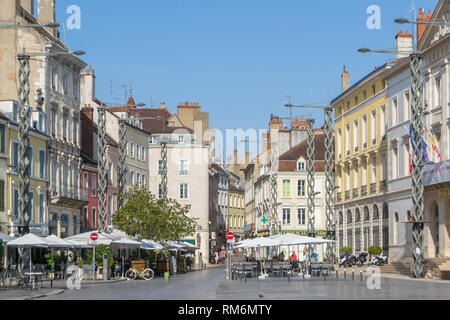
[290,252,298,262]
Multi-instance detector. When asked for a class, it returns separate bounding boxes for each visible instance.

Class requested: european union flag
[409,124,429,163]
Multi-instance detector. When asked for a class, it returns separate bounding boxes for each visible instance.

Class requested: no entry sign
[90,233,99,241]
[226,232,234,240]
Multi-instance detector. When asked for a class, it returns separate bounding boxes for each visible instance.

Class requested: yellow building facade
[7,122,49,236]
[332,65,391,255]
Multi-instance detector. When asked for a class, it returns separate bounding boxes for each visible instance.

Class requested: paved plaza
[21,266,449,300]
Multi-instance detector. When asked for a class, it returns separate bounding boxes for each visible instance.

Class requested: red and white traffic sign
[226,232,234,240]
[90,233,99,241]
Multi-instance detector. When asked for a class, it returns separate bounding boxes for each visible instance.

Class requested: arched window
[364,206,370,221]
[339,211,343,225]
[394,212,399,245]
[373,205,379,220]
[347,210,352,224]
[355,208,361,222]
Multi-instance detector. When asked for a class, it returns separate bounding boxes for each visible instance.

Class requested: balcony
[353,188,359,198]
[354,147,359,154]
[337,192,342,202]
[370,183,377,194]
[361,185,367,196]
[51,185,89,209]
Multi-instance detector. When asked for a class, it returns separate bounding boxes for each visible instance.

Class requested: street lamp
[0,22,61,29]
[394,18,449,27]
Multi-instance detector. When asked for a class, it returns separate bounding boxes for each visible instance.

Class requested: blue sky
[47,0,436,158]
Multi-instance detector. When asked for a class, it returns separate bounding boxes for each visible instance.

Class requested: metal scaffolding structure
[117,119,128,211]
[409,52,425,278]
[97,107,108,232]
[269,141,279,236]
[306,118,316,260]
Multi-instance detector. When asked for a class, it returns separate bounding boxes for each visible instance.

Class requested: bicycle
[125,267,154,281]
[424,260,440,279]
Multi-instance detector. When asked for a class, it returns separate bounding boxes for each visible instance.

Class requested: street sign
[226,232,234,240]
[90,233,99,241]
[262,217,268,224]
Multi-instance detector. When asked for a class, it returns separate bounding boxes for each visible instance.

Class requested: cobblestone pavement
[34,266,450,300]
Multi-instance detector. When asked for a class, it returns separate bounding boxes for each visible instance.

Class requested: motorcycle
[356,253,368,267]
[369,255,388,266]
[339,253,353,267]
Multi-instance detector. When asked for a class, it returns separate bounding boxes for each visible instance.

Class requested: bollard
[323,270,326,281]
[244,268,247,283]
[360,270,363,281]
[336,270,339,279]
[352,270,355,281]
[344,269,347,280]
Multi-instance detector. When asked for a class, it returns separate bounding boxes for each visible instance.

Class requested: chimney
[38,0,58,38]
[269,114,283,131]
[159,103,166,109]
[81,66,95,107]
[20,0,35,15]
[417,8,432,45]
[341,66,350,92]
[234,149,238,165]
[395,30,413,59]
[245,151,251,165]
[81,105,94,159]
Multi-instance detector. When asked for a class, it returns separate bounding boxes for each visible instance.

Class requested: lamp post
[285,104,336,263]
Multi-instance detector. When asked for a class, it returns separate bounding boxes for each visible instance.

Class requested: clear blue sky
[50,0,436,158]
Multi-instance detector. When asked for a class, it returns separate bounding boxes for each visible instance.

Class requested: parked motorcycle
[369,255,388,266]
[356,253,368,267]
[339,253,353,267]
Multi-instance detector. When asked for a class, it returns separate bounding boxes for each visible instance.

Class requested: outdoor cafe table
[24,272,43,290]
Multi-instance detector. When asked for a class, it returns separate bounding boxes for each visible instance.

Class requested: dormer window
[297,159,306,171]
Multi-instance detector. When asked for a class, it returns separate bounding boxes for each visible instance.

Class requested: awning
[423,160,450,187]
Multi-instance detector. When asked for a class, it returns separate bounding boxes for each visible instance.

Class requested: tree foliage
[113,185,198,244]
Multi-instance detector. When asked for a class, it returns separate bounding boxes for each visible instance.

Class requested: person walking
[214,251,219,265]
[219,250,225,264]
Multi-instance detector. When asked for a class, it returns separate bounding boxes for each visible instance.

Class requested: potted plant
[339,247,353,255]
[368,245,382,262]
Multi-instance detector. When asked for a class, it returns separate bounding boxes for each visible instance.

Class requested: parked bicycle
[424,260,440,279]
[125,267,154,281]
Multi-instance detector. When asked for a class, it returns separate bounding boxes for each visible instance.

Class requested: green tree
[112,185,198,244]
[85,244,114,268]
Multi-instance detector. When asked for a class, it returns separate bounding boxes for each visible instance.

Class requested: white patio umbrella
[45,235,73,271]
[140,239,164,251]
[7,233,48,287]
[0,233,15,243]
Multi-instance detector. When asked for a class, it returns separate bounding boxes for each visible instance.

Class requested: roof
[278,134,328,172]
[330,64,388,105]
[133,108,193,134]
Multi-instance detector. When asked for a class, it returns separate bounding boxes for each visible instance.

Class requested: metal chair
[310,262,321,277]
[271,263,282,277]
[281,263,292,277]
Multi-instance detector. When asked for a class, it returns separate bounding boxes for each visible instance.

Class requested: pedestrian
[219,250,225,264]
[214,251,219,265]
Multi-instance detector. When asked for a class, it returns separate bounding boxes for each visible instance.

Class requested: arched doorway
[355,208,361,252]
[434,204,440,257]
[347,210,353,248]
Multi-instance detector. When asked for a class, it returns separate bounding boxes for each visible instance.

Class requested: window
[392,97,398,126]
[381,105,386,141]
[371,110,376,145]
[51,69,56,90]
[39,193,45,223]
[13,189,19,220]
[130,142,134,157]
[62,113,67,139]
[392,145,398,180]
[0,124,5,153]
[435,77,441,107]
[404,91,410,122]
[353,120,359,153]
[130,171,135,186]
[73,119,78,144]
[282,180,291,197]
[12,141,19,169]
[141,174,146,185]
[283,208,291,225]
[382,80,386,89]
[28,146,33,176]
[179,160,189,175]
[298,208,306,225]
[362,116,367,148]
[39,149,45,179]
[83,173,89,190]
[298,180,306,197]
[355,96,359,106]
[13,104,19,122]
[337,129,342,158]
[28,191,34,222]
[347,102,350,111]
[92,208,97,229]
[0,180,4,212]
[142,147,146,161]
[92,174,97,197]
[51,110,56,136]
[74,215,77,235]
[180,184,189,199]
[73,81,79,100]
[136,145,140,159]
[297,159,306,171]
[353,164,358,190]
[136,173,141,185]
[363,91,367,100]
[63,74,68,94]
[371,156,377,184]
[345,125,350,156]
[404,143,410,177]
[372,84,376,95]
